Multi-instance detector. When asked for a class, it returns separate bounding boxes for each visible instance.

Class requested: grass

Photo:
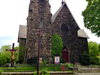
[34,73,50,75]
[0,67,4,73]
[0,63,73,72]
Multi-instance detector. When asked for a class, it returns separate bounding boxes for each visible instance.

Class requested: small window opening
[31,1,34,3]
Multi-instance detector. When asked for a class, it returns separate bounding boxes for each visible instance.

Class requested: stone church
[18,0,89,63]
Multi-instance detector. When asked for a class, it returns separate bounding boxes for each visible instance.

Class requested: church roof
[18,25,89,41]
[78,29,89,38]
[51,2,80,28]
[52,3,64,23]
[18,25,27,42]
[52,2,89,39]
[18,2,89,41]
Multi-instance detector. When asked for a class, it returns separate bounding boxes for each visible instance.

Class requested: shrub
[79,53,90,65]
[0,55,7,65]
[0,55,4,65]
[44,59,48,65]
[0,67,4,73]
[52,33,63,59]
[60,59,66,63]
[90,58,99,65]
[40,59,48,65]
[97,56,100,64]
[0,54,11,65]
[19,43,25,63]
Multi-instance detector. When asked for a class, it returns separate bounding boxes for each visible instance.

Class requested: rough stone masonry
[18,0,89,64]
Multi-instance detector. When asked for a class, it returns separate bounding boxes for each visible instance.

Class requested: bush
[44,59,48,65]
[52,33,63,59]
[0,55,9,65]
[19,43,25,63]
[0,55,5,65]
[97,56,100,64]
[60,59,66,63]
[40,59,48,65]
[90,58,99,65]
[94,58,99,65]
[0,67,4,73]
[79,53,90,65]
[5,55,11,63]
[0,54,11,65]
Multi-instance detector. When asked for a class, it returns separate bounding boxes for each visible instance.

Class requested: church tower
[24,0,52,63]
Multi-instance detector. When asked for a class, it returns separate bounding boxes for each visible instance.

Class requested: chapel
[18,0,89,64]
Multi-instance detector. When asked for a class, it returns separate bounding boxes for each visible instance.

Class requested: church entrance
[62,47,69,62]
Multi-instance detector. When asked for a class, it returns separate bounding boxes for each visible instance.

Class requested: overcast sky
[0,0,100,48]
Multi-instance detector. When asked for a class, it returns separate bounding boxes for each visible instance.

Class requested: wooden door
[62,47,69,62]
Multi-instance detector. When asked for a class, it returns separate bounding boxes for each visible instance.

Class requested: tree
[52,33,63,58]
[79,52,90,65]
[18,43,26,63]
[0,45,19,65]
[82,0,100,36]
[88,41,99,64]
[0,45,11,65]
[14,46,19,62]
[0,45,11,53]
[88,41,99,57]
[0,45,11,59]
[98,44,100,55]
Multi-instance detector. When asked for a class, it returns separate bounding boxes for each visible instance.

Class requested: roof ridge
[51,2,80,29]
[51,2,66,23]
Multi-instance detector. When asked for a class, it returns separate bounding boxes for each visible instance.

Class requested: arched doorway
[62,47,69,62]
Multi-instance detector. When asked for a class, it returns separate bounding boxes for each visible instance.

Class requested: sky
[0,0,100,48]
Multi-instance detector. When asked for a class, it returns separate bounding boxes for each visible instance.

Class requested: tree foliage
[14,46,19,62]
[88,41,99,58]
[0,45,19,65]
[88,41,100,64]
[52,33,63,58]
[79,52,90,65]
[18,43,25,63]
[0,45,11,65]
[98,44,100,55]
[82,0,100,36]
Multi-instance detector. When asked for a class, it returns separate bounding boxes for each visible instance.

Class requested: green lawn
[0,63,73,72]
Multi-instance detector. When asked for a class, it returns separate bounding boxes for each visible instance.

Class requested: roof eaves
[18,25,27,42]
[78,29,89,39]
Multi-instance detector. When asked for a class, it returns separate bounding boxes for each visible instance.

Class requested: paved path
[78,73,100,75]
[81,68,100,69]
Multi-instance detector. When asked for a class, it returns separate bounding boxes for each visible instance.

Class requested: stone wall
[23,1,89,64]
[24,0,53,63]
[76,63,100,73]
[52,4,89,63]
[78,37,89,57]
[52,4,80,63]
